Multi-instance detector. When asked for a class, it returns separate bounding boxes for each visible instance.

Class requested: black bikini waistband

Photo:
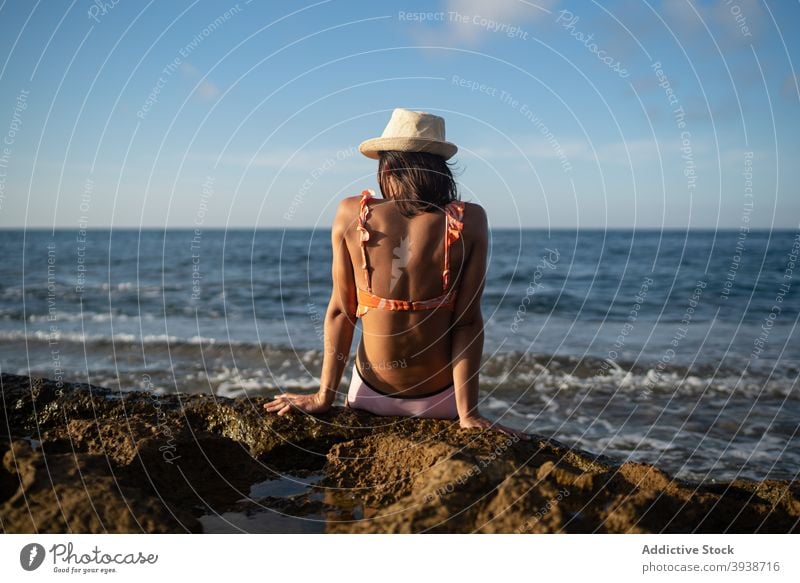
[354,361,454,400]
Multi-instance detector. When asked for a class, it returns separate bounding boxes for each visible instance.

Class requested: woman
[265,108,527,439]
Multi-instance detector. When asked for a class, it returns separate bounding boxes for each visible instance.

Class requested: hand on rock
[263,392,331,416]
[459,414,531,440]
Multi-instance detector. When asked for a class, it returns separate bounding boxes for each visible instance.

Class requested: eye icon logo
[20,543,46,571]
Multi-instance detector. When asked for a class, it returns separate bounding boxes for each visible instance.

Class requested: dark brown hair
[376,150,460,217]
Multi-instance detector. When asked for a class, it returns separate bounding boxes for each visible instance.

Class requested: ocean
[1,228,798,483]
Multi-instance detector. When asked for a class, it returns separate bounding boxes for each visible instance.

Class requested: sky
[0,0,798,229]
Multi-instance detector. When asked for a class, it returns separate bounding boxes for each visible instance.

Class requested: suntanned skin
[264,188,528,439]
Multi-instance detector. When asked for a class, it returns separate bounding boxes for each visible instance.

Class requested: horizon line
[1,226,797,232]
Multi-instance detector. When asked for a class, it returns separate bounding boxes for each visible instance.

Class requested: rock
[1,373,797,533]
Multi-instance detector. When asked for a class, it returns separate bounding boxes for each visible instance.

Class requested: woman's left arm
[264,199,357,416]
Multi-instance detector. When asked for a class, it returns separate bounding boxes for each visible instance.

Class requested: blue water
[1,228,798,482]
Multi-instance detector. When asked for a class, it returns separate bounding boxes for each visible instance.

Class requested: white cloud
[180,62,220,101]
[195,79,220,99]
[781,73,799,98]
[189,146,363,170]
[659,0,765,44]
[660,0,704,34]
[466,135,711,165]
[469,138,588,161]
[407,0,559,49]
[707,0,765,43]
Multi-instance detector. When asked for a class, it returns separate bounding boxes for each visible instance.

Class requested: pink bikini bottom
[346,362,458,420]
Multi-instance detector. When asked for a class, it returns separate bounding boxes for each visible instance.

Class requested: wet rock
[1,373,797,533]
[1,440,199,533]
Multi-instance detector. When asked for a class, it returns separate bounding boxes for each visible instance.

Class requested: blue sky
[0,0,798,229]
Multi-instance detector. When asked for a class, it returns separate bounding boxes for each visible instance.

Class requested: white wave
[0,329,223,346]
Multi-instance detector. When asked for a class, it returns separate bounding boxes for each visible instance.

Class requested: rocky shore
[1,373,797,533]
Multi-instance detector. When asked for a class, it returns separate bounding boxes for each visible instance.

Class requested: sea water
[1,228,797,482]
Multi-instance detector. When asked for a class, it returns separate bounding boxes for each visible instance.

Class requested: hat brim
[358,137,458,160]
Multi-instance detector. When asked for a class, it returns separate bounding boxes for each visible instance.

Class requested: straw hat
[359,108,458,160]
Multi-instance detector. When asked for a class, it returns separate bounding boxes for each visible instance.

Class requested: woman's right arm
[450,204,529,439]
[264,198,357,416]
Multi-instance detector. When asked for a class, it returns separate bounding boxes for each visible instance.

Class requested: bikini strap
[442,201,465,291]
[355,189,375,292]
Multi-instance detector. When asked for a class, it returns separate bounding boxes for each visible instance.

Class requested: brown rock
[1,372,797,534]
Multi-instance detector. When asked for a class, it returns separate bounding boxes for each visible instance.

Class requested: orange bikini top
[354,188,465,318]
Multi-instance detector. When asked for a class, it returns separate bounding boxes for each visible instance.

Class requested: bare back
[339,195,484,396]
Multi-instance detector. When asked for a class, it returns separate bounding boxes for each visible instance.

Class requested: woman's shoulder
[337,192,369,213]
[332,195,361,234]
[339,194,362,207]
[333,192,375,233]
[339,189,376,208]
[459,201,488,228]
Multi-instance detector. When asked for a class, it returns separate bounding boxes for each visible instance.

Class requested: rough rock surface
[1,373,797,533]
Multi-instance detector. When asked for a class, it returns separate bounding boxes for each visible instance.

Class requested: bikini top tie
[354,188,465,318]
